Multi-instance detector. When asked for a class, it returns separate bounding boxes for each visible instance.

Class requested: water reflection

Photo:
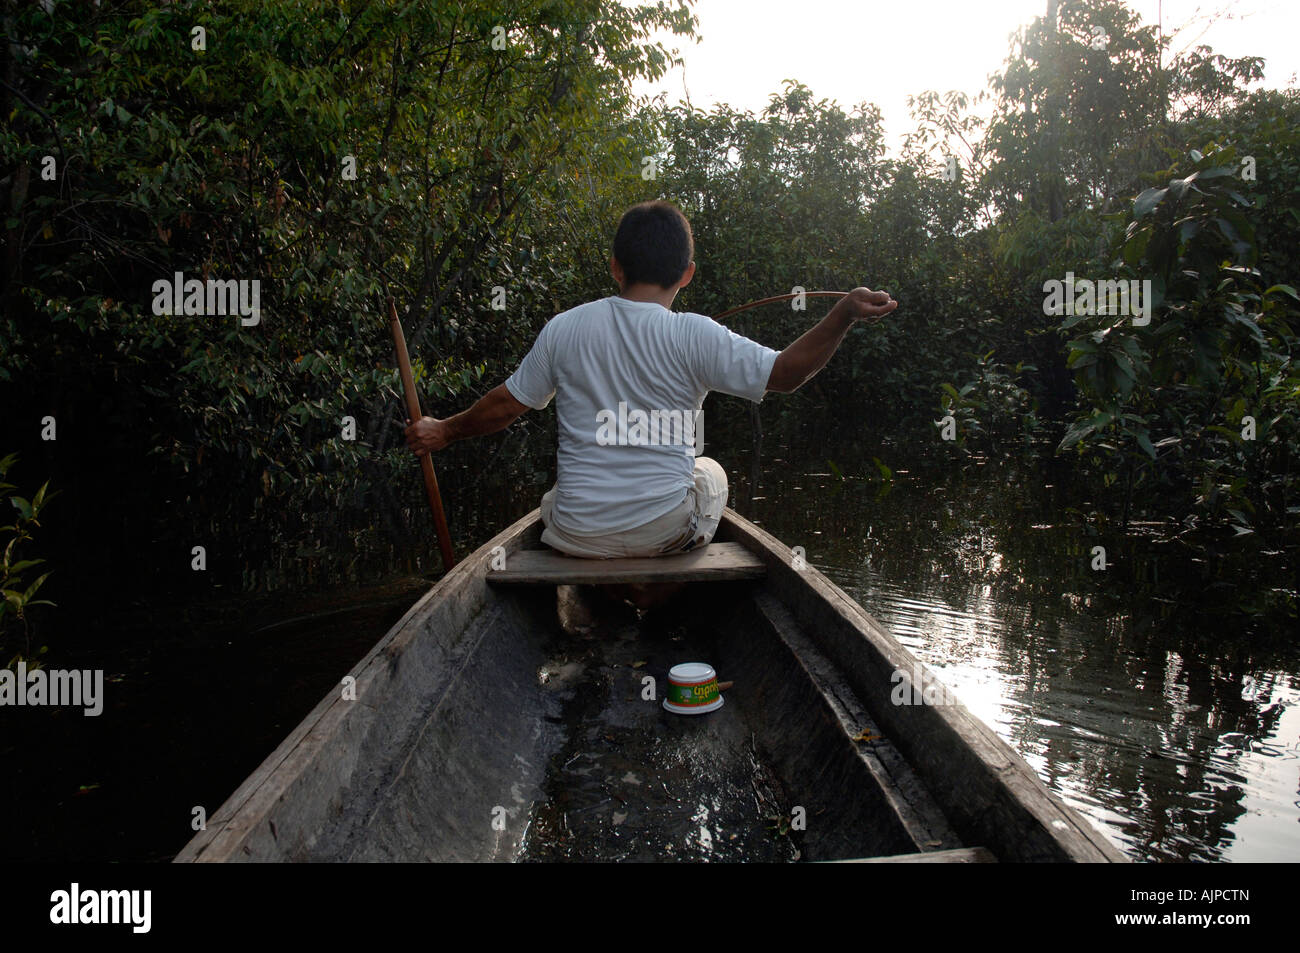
[726,435,1299,863]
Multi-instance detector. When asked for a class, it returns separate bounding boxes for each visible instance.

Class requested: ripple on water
[818,544,1299,862]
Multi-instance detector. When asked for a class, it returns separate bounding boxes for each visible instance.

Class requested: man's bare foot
[557,584,639,635]
[556,584,602,636]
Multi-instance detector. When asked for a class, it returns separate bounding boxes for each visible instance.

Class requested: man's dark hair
[612,200,694,289]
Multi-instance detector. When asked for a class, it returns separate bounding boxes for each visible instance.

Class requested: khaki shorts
[539,457,728,558]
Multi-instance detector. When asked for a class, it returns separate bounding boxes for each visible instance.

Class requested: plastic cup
[663,662,724,715]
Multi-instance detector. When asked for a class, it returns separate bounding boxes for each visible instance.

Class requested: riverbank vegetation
[3,0,1296,617]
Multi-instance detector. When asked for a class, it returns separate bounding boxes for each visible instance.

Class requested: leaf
[1133,187,1168,218]
[1214,217,1240,244]
[1136,432,1156,460]
[1263,284,1300,303]
[1113,352,1137,381]
[1197,165,1237,180]
[23,571,52,600]
[1057,421,1097,453]
[1123,228,1150,265]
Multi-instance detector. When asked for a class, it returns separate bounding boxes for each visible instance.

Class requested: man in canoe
[405,201,897,589]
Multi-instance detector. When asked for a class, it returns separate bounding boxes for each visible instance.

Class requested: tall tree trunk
[1157,0,1168,126]
[1046,0,1064,223]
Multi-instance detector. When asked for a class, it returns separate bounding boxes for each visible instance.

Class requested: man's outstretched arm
[404,383,530,454]
[765,287,898,394]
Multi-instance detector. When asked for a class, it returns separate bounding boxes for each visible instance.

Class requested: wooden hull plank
[840,847,998,863]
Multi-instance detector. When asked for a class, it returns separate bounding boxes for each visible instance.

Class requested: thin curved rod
[712,291,849,321]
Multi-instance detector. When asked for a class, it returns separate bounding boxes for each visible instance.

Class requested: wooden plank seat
[486,541,766,585]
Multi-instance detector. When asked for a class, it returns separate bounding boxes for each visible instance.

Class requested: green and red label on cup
[666,678,720,707]
[663,662,724,715]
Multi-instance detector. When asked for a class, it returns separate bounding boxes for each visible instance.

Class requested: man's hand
[833,287,898,325]
[404,416,450,455]
[400,384,529,455]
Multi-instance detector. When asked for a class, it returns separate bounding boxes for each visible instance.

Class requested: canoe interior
[176,509,1124,864]
[520,581,964,861]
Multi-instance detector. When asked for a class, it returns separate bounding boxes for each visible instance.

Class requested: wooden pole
[388,296,456,571]
[712,290,848,321]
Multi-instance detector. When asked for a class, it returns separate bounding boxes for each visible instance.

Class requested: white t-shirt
[505,295,779,535]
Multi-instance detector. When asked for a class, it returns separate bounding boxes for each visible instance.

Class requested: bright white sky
[631,0,1300,154]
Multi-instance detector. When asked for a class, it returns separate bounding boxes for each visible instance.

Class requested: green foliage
[657,82,888,311]
[1058,144,1300,530]
[941,353,1042,454]
[641,82,1022,435]
[0,455,57,667]
[1,0,1296,601]
[1,0,697,573]
[984,0,1166,224]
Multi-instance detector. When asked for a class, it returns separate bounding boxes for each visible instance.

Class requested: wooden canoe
[175,508,1125,863]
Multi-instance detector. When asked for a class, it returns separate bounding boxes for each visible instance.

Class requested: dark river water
[5,405,1297,862]
[723,437,1299,863]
